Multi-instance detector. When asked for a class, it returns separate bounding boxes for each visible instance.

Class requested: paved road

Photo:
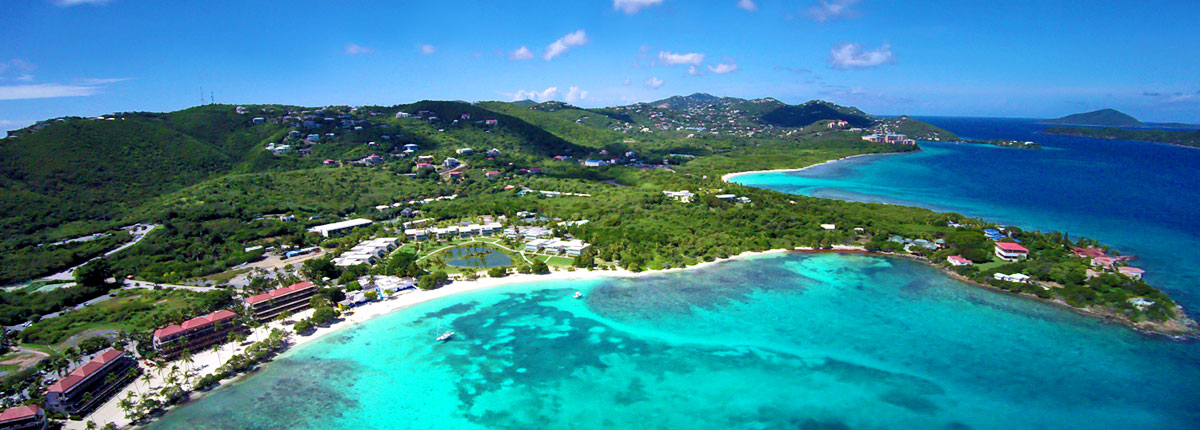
[42,224,160,281]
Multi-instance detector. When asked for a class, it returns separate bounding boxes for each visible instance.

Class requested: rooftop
[995,242,1028,252]
[245,281,316,305]
[0,405,40,423]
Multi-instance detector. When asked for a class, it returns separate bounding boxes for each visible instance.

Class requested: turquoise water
[149,117,1200,429]
[443,246,513,268]
[731,117,1200,311]
[149,253,1199,429]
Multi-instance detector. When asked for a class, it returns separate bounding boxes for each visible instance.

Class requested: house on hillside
[947,255,973,266]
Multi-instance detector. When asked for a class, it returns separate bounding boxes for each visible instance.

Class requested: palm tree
[118,393,135,421]
[211,342,224,365]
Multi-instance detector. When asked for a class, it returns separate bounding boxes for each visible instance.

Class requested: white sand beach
[719,153,882,183]
[71,248,790,429]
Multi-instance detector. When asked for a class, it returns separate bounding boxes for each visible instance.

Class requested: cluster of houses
[333,237,400,267]
[1073,247,1145,280]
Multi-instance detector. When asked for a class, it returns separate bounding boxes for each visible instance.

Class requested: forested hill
[0,106,290,238]
[1038,109,1143,127]
[0,96,943,284]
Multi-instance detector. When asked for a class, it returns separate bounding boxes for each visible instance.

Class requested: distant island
[1038,108,1143,127]
[1042,126,1200,148]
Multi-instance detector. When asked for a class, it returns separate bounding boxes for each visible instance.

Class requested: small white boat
[574,291,583,299]
[437,331,455,342]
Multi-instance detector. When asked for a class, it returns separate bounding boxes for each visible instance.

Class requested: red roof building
[1118,266,1145,280]
[0,405,44,430]
[45,349,137,416]
[1071,247,1107,259]
[246,281,318,322]
[152,309,244,360]
[994,241,1029,261]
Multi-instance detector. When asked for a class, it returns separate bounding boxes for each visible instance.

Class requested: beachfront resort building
[152,309,244,360]
[524,238,590,256]
[862,133,916,145]
[405,223,502,242]
[45,349,137,416]
[994,242,1029,261]
[0,405,45,430]
[308,219,373,238]
[246,281,319,322]
[333,237,399,267]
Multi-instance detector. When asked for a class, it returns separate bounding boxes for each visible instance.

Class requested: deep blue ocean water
[149,117,1200,429]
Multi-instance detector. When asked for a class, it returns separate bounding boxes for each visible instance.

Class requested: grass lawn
[18,288,202,349]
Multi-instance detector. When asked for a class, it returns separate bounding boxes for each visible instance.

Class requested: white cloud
[0,83,101,100]
[623,78,632,86]
[829,43,895,69]
[77,77,132,85]
[687,66,704,76]
[807,0,861,22]
[645,76,664,89]
[544,30,588,61]
[565,86,589,104]
[658,51,705,66]
[708,63,739,74]
[54,0,111,6]
[0,59,36,80]
[344,43,373,55]
[613,0,663,15]
[419,44,436,55]
[509,46,534,60]
[511,87,560,102]
[737,0,758,12]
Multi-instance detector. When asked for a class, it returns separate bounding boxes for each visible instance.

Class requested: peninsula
[1041,126,1200,148]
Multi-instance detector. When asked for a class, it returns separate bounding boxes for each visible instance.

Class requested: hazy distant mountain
[651,93,743,110]
[1039,109,1143,127]
[512,99,539,107]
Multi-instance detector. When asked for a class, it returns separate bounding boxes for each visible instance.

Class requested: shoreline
[719,153,882,182]
[718,154,1198,340]
[82,249,790,429]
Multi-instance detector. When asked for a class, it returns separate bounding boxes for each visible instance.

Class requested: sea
[149,117,1200,430]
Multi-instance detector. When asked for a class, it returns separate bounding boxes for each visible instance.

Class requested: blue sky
[1,0,1197,132]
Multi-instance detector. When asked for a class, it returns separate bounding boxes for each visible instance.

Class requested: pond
[442,245,513,268]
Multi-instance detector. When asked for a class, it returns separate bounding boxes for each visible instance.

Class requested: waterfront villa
[947,255,973,266]
[993,273,1031,283]
[152,309,244,360]
[1091,256,1118,268]
[246,281,319,322]
[994,242,1029,261]
[45,349,137,416]
[1118,266,1145,280]
[0,405,45,430]
[1129,297,1155,309]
